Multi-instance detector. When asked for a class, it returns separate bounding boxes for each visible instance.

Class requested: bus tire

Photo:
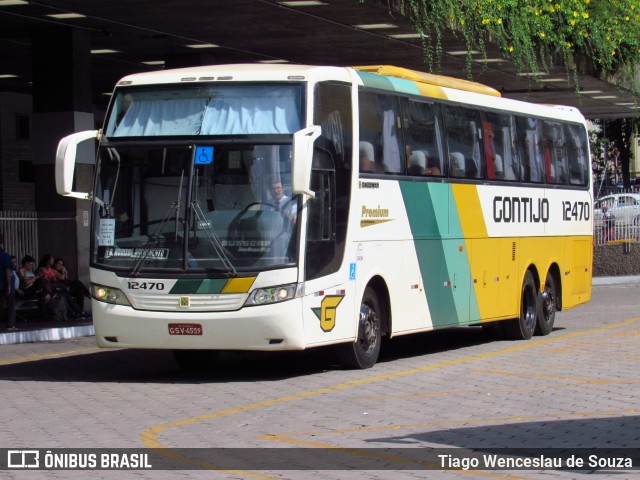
[536,272,556,336]
[504,270,538,341]
[173,349,219,371]
[336,287,382,369]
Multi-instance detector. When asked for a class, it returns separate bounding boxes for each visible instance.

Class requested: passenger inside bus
[426,156,442,176]
[359,141,374,172]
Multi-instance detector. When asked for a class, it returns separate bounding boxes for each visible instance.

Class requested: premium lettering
[362,205,389,218]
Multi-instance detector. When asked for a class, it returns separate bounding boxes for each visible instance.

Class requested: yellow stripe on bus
[222,277,257,294]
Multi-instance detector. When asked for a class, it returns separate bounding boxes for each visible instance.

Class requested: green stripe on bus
[356,71,397,91]
[169,278,227,294]
[197,278,228,294]
[400,182,481,326]
[386,77,421,95]
[445,187,480,323]
[399,181,457,327]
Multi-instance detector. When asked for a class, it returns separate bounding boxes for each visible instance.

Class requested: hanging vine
[361,0,640,91]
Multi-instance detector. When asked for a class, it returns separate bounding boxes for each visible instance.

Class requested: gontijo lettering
[493,196,549,223]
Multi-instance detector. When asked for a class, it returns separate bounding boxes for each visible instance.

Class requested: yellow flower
[460,19,465,25]
[566,42,573,48]
[582,12,589,19]
[540,32,546,38]
[509,45,514,52]
[570,19,576,25]
[497,18,502,25]
[612,50,616,55]
[482,18,490,25]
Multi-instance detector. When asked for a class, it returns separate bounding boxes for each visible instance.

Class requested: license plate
[168,323,203,335]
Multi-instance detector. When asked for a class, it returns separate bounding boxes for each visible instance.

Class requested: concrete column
[31,27,94,297]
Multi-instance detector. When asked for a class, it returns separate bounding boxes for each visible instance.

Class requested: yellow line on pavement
[139,316,640,475]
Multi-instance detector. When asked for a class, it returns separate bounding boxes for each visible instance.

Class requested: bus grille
[127,292,246,312]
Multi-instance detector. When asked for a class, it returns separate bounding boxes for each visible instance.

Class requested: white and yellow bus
[55,64,592,369]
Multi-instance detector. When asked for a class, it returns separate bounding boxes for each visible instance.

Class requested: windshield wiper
[129,202,180,277]
[191,200,237,276]
[130,171,185,277]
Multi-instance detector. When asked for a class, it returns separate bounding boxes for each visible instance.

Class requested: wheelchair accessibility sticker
[194,146,214,165]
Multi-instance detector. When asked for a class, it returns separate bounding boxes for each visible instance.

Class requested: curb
[0,324,95,346]
[592,275,640,286]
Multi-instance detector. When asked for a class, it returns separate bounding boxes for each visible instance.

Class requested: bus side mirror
[291,125,321,199]
[55,130,99,200]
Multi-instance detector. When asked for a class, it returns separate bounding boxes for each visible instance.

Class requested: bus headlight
[244,284,301,306]
[91,284,131,306]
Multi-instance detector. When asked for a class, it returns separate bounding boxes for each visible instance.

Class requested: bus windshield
[92,143,299,273]
[104,84,303,137]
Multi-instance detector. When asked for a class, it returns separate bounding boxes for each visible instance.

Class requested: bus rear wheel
[535,272,556,336]
[336,287,382,369]
[504,270,538,340]
[173,349,219,371]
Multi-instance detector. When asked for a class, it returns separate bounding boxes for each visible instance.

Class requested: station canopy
[0,0,637,119]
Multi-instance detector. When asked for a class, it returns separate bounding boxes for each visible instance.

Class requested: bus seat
[449,152,465,177]
[408,150,426,175]
[494,154,504,179]
[257,211,284,239]
[465,158,479,178]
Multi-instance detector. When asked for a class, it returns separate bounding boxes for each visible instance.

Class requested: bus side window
[443,105,484,179]
[482,111,514,181]
[515,116,545,183]
[403,100,443,176]
[310,82,352,280]
[358,91,403,175]
[543,121,568,185]
[564,123,589,186]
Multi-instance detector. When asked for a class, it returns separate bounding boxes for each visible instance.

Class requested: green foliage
[365,0,640,88]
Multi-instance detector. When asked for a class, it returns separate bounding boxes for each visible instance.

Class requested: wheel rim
[358,303,380,354]
[541,284,555,322]
[522,286,536,332]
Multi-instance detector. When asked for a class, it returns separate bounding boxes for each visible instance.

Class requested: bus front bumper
[92,298,306,351]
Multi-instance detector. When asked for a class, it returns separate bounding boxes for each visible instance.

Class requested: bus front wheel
[336,287,382,369]
[173,349,219,371]
[504,270,538,341]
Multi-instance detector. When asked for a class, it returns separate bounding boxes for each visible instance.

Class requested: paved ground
[0,283,638,479]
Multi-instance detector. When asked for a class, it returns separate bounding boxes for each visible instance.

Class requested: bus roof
[112,63,585,124]
[353,65,502,97]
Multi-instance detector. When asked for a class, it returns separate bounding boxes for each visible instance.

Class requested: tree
[367,0,640,91]
[591,117,640,194]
